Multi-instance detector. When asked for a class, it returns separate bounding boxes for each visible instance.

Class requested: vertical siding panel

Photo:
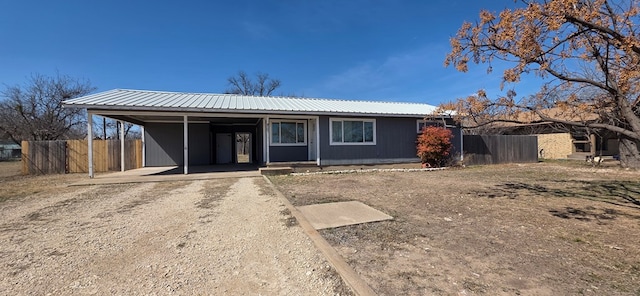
[145,123,184,166]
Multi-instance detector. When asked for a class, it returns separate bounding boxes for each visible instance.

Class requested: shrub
[416,126,453,167]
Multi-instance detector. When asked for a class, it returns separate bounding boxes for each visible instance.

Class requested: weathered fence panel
[22,139,142,175]
[463,135,538,166]
[67,140,87,173]
[21,140,67,174]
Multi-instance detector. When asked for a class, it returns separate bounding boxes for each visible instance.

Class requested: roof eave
[65,103,436,118]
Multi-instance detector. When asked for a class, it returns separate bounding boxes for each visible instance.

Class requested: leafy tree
[0,73,96,144]
[442,0,640,168]
[225,70,281,96]
[417,126,453,167]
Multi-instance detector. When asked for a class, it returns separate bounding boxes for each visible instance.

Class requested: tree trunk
[618,135,640,169]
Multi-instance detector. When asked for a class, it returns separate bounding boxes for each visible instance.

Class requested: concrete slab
[297,201,393,230]
[260,167,293,175]
[70,165,261,186]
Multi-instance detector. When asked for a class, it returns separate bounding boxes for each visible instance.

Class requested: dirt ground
[271,161,640,295]
[0,162,350,295]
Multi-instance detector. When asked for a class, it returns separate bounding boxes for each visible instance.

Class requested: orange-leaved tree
[442,0,640,168]
[417,126,453,167]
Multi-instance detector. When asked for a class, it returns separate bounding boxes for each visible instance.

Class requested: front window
[330,118,376,145]
[417,120,428,133]
[271,120,306,146]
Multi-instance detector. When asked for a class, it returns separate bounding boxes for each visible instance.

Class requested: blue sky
[0,0,544,106]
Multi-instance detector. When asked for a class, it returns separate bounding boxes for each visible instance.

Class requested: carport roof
[63,89,438,117]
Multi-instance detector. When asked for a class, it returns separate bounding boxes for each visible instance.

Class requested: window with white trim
[418,120,453,132]
[330,118,376,145]
[270,120,306,146]
[417,120,427,133]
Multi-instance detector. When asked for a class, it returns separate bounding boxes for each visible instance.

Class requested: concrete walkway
[71,165,261,185]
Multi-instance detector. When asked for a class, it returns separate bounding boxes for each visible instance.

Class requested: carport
[64,89,321,178]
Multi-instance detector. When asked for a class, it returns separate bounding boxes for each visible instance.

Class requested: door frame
[235,132,252,164]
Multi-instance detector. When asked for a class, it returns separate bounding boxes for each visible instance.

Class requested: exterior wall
[145,123,183,166]
[318,116,421,165]
[145,123,210,166]
[256,119,264,164]
[537,133,573,159]
[188,124,210,165]
[269,146,308,162]
[267,118,310,162]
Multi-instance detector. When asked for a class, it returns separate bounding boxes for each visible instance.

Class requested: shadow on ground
[472,180,640,221]
[151,165,259,175]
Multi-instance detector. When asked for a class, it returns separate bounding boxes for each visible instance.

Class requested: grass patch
[270,162,640,295]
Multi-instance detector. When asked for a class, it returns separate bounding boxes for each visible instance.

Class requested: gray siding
[256,119,264,164]
[269,146,308,162]
[145,123,210,166]
[319,116,420,165]
[189,124,210,165]
[145,123,183,166]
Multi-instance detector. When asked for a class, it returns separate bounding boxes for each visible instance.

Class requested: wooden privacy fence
[22,140,142,175]
[463,135,538,166]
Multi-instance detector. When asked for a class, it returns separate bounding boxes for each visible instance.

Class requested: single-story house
[0,140,21,160]
[63,89,461,176]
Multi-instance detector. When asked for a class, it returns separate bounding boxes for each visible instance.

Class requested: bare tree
[0,73,96,144]
[225,71,281,96]
[442,0,640,168]
[91,117,140,140]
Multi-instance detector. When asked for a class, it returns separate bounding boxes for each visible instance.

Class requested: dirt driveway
[0,171,349,295]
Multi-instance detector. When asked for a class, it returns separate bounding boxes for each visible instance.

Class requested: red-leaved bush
[416,126,453,167]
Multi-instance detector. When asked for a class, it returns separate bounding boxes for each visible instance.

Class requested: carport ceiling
[98,113,261,125]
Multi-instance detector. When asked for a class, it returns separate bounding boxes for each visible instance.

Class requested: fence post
[21,141,29,175]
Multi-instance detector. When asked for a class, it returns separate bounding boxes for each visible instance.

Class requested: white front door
[216,133,233,164]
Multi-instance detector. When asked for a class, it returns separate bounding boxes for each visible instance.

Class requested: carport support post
[87,112,94,178]
[183,115,188,174]
[141,125,146,167]
[120,120,125,172]
[315,117,320,166]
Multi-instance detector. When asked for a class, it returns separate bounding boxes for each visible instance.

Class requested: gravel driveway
[0,176,348,295]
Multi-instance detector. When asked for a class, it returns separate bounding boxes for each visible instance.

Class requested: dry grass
[0,161,21,178]
[271,162,640,295]
[0,161,85,203]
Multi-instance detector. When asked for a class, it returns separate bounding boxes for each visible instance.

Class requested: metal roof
[62,89,437,117]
